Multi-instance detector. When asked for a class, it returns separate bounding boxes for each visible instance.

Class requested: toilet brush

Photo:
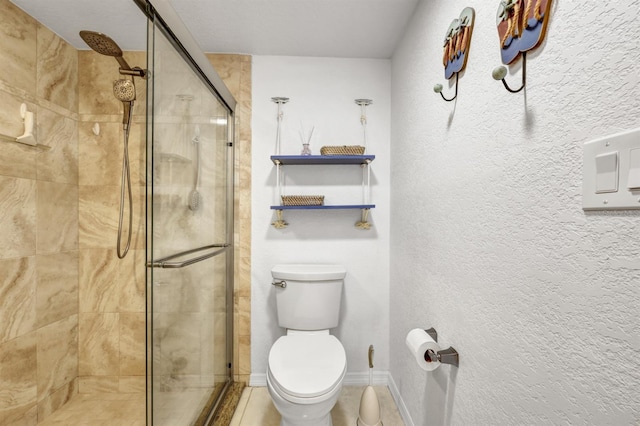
[357,345,382,426]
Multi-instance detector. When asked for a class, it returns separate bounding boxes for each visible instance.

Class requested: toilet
[267,264,347,426]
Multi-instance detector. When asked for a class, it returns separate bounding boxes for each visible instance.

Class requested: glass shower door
[146,15,233,426]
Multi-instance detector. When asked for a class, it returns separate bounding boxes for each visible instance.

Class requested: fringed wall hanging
[433,7,475,102]
[492,0,553,93]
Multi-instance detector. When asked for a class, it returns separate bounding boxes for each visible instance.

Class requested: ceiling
[11,0,419,59]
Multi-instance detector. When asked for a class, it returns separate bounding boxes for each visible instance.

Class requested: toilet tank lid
[271,264,346,281]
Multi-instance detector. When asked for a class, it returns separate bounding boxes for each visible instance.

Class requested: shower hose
[117,107,133,259]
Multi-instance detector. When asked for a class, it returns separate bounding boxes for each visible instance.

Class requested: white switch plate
[583,128,640,210]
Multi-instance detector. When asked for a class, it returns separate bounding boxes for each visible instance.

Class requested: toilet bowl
[267,264,348,426]
[267,332,347,426]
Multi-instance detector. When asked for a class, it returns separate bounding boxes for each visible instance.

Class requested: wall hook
[492,52,527,93]
[433,72,459,102]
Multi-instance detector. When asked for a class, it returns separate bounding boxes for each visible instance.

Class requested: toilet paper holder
[424,327,459,367]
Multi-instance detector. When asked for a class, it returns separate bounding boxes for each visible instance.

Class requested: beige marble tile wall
[207,54,252,384]
[0,0,80,424]
[77,49,146,395]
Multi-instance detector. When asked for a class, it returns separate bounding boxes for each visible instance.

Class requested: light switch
[583,127,640,210]
[627,148,640,189]
[595,151,618,193]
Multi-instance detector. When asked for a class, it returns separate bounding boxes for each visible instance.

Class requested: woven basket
[320,145,365,156]
[281,195,325,206]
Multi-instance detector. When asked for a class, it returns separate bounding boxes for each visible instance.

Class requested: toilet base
[280,413,332,426]
[267,370,341,426]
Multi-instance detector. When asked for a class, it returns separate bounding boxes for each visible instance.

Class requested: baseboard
[249,373,266,387]
[343,371,389,386]
[249,370,415,426]
[387,373,414,426]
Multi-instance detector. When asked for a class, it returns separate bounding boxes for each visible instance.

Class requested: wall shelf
[270,204,375,210]
[271,155,375,229]
[271,155,375,165]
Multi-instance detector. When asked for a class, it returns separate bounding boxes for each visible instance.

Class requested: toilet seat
[268,334,346,400]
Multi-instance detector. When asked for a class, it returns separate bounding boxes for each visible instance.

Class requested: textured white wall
[251,56,391,382]
[390,1,640,425]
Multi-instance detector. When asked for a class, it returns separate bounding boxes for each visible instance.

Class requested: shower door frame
[134,0,237,424]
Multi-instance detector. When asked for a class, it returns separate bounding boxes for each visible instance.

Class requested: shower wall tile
[79,185,118,248]
[238,335,251,376]
[78,121,122,186]
[128,121,146,186]
[119,313,145,376]
[78,184,145,251]
[36,181,78,254]
[0,332,37,426]
[0,176,37,259]
[0,257,36,343]
[0,0,37,96]
[237,297,251,337]
[36,378,77,423]
[36,108,79,184]
[36,24,78,112]
[119,376,145,393]
[78,51,121,116]
[35,251,79,329]
[119,249,145,313]
[79,248,144,313]
[36,315,78,400]
[157,313,202,377]
[78,313,119,376]
[79,249,121,313]
[78,376,119,394]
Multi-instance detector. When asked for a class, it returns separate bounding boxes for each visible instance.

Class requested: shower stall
[138,1,236,423]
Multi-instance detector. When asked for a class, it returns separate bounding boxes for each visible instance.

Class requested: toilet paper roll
[405,328,441,371]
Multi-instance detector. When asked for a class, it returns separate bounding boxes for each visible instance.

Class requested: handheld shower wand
[113,78,136,130]
[80,30,146,259]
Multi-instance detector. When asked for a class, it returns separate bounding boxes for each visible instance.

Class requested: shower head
[79,30,147,78]
[113,79,136,102]
[113,79,136,131]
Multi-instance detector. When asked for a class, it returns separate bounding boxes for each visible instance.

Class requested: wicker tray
[281,195,325,206]
[320,145,365,156]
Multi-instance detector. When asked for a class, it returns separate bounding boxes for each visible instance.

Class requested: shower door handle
[147,243,230,269]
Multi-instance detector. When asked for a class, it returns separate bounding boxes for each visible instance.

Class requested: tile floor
[34,385,405,425]
[230,386,405,426]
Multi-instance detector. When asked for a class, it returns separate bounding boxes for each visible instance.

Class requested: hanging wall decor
[497,0,553,65]
[492,0,553,93]
[433,7,475,102]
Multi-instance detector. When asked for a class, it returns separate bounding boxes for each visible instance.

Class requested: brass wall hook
[492,51,527,93]
[433,72,459,102]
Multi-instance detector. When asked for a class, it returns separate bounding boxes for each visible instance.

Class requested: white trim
[343,371,389,386]
[387,373,414,426]
[249,373,267,387]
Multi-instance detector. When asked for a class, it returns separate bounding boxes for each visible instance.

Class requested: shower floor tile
[230,386,405,426]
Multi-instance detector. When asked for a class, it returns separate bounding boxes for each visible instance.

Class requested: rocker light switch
[627,148,640,189]
[583,128,640,210]
[595,151,618,193]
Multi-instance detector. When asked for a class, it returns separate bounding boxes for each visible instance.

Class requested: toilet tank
[271,264,346,331]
